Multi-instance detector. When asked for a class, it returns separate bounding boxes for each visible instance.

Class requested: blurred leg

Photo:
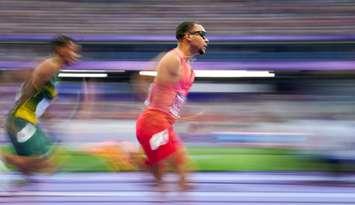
[2,152,56,175]
[175,148,190,191]
[167,147,191,191]
[150,161,168,191]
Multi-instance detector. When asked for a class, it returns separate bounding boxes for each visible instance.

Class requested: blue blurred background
[1,0,355,170]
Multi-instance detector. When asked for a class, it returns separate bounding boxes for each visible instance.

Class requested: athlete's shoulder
[166,48,180,58]
[33,57,58,76]
[38,57,58,70]
[159,49,180,67]
[31,57,59,89]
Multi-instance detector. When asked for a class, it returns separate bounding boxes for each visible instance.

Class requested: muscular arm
[156,52,181,85]
[31,59,58,91]
[13,59,58,108]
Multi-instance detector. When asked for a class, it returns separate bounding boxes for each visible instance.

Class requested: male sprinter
[2,35,80,175]
[136,22,208,190]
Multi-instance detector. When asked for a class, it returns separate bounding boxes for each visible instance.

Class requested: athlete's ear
[185,33,192,41]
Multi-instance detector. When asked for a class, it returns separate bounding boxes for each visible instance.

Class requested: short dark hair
[50,35,75,53]
[176,21,196,41]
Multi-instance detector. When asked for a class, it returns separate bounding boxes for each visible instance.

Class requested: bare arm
[31,59,58,91]
[15,59,58,104]
[179,111,205,121]
[156,52,181,85]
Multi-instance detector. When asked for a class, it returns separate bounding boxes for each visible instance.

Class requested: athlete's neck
[177,44,194,62]
[52,55,65,68]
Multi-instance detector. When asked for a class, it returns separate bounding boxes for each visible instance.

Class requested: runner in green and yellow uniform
[2,35,80,175]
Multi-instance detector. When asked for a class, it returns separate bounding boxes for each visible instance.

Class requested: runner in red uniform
[136,22,208,190]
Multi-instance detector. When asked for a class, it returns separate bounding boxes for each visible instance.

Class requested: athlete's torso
[144,48,195,119]
[9,73,59,124]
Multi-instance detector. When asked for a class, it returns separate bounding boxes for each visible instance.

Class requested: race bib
[150,129,169,150]
[16,123,36,143]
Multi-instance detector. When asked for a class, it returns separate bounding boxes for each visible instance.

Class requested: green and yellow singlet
[10,74,59,125]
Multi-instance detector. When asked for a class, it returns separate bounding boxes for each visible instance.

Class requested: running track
[1,172,355,204]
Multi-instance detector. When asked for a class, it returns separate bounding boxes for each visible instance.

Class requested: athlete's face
[57,42,81,65]
[187,24,209,55]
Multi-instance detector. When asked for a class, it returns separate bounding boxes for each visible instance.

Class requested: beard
[198,48,206,55]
